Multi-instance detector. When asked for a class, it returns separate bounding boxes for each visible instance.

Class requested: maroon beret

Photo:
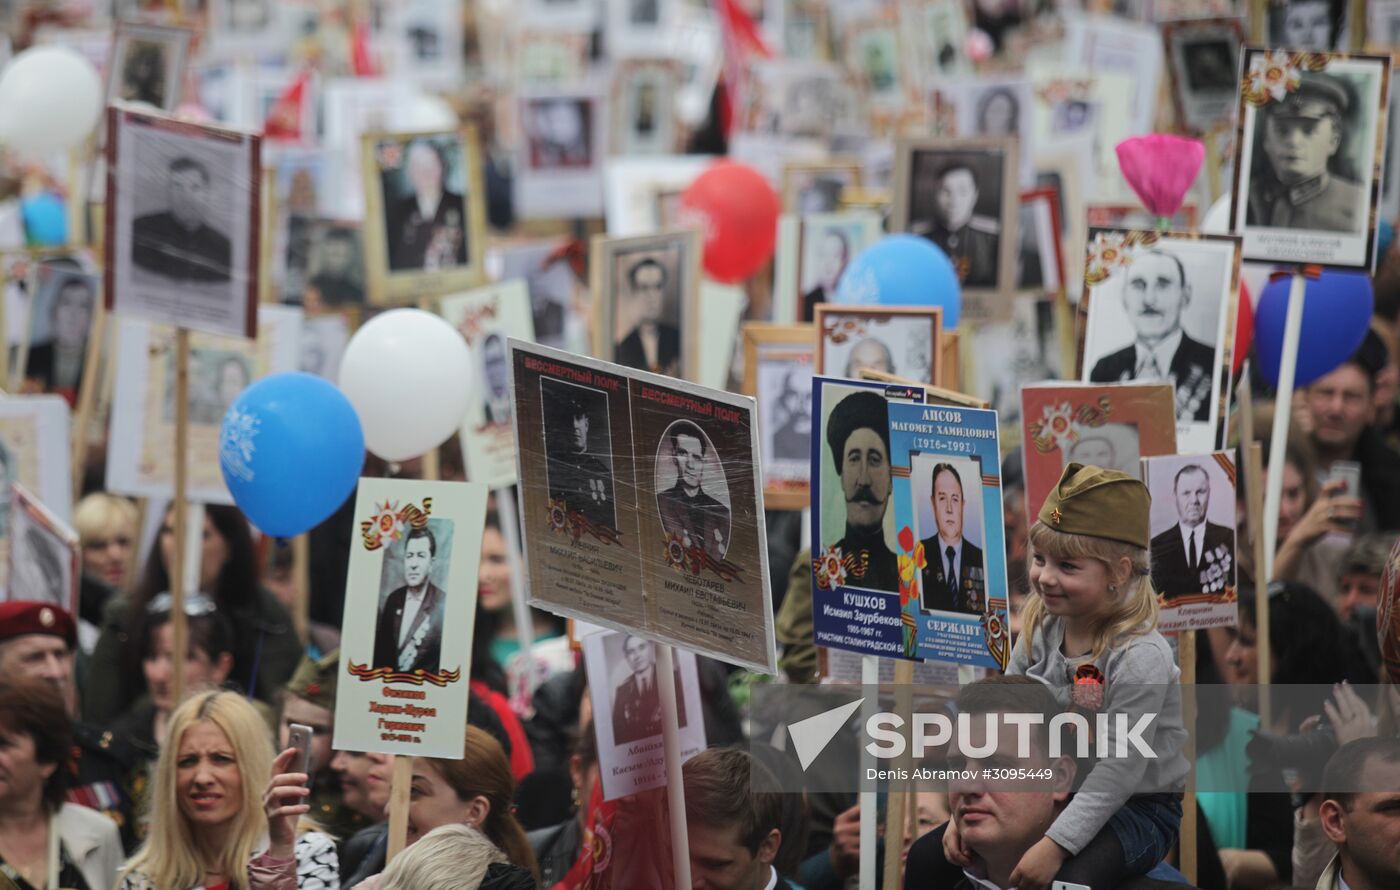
[0,601,76,648]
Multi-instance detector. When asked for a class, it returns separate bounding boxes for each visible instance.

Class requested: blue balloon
[1255,270,1373,388]
[220,372,365,538]
[833,234,963,328]
[21,193,66,246]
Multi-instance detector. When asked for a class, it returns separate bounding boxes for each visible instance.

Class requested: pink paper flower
[1115,135,1205,219]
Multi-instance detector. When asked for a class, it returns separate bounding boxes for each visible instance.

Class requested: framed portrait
[1016,188,1066,295]
[106,305,302,503]
[942,78,1034,180]
[843,15,907,107]
[772,210,884,323]
[107,22,192,110]
[582,628,705,800]
[1077,230,1242,455]
[1366,0,1400,54]
[1229,49,1391,270]
[1028,64,1138,194]
[781,159,863,215]
[516,86,607,219]
[603,155,711,235]
[333,478,488,758]
[0,396,72,598]
[814,305,943,385]
[510,339,776,673]
[1036,148,1090,295]
[1064,17,1165,134]
[1142,451,1239,632]
[1163,18,1246,135]
[1020,381,1178,523]
[965,295,1063,436]
[498,239,585,352]
[606,0,676,58]
[387,0,467,89]
[891,137,1020,317]
[301,219,367,310]
[361,128,487,305]
[298,312,349,382]
[438,279,536,488]
[205,0,319,59]
[104,108,262,340]
[609,59,683,156]
[322,78,414,219]
[18,258,101,405]
[1251,0,1363,50]
[740,59,864,141]
[265,147,329,305]
[903,0,971,82]
[774,0,833,61]
[4,483,79,616]
[741,323,816,510]
[590,229,702,380]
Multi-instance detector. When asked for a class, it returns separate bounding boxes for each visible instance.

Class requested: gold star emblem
[1050,508,1063,526]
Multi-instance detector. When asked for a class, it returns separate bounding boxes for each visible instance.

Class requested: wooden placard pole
[1249,443,1272,730]
[291,534,310,647]
[386,755,413,862]
[1178,629,1197,885]
[170,328,191,705]
[1260,272,1306,579]
[71,302,108,498]
[882,658,916,890]
[859,655,879,888]
[494,487,536,702]
[656,642,692,890]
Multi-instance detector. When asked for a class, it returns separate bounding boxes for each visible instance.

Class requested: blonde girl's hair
[119,690,276,890]
[73,492,139,547]
[1019,520,1159,663]
[380,823,508,890]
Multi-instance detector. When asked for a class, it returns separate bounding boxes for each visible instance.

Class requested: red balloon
[1233,281,1254,376]
[678,161,781,284]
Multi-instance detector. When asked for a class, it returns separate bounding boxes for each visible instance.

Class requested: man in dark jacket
[1150,463,1235,603]
[684,747,796,889]
[131,156,233,283]
[371,526,446,675]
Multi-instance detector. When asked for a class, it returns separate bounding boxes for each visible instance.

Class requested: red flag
[351,20,379,77]
[550,784,674,890]
[263,69,311,141]
[714,0,773,136]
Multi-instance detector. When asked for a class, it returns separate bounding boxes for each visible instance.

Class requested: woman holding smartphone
[118,690,338,889]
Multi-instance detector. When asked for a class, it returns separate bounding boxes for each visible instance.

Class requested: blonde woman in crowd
[72,492,139,652]
[119,690,338,889]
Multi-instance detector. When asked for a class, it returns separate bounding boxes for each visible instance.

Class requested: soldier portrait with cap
[822,389,900,593]
[905,147,1007,290]
[1246,70,1368,234]
[543,380,616,530]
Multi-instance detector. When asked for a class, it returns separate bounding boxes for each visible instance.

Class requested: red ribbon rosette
[1071,664,1105,711]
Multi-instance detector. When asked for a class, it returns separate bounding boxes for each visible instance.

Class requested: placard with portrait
[741,323,816,510]
[1142,451,1239,632]
[1163,18,1245,136]
[4,483,78,617]
[590,229,702,380]
[814,305,943,386]
[361,128,487,305]
[0,397,72,600]
[772,210,883,323]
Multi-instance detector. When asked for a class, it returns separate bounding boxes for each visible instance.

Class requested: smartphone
[1051,883,1092,890]
[1327,461,1362,528]
[287,723,314,776]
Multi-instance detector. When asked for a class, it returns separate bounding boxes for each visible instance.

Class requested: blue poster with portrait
[887,401,1011,669]
[809,376,926,660]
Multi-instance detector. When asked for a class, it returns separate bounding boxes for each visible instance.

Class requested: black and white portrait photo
[1066,423,1142,477]
[108,24,191,112]
[654,420,732,561]
[612,61,679,156]
[1265,0,1351,50]
[815,306,942,384]
[1147,457,1236,605]
[541,378,617,531]
[1080,232,1239,453]
[24,261,97,398]
[169,348,252,425]
[6,486,77,613]
[797,216,876,321]
[362,129,484,304]
[896,139,1018,293]
[607,634,687,745]
[912,455,986,615]
[783,163,862,216]
[971,84,1024,138]
[758,351,813,464]
[594,230,699,379]
[525,96,595,170]
[302,220,366,309]
[499,240,577,350]
[1233,51,1388,269]
[107,110,260,340]
[371,520,453,675]
[1164,20,1244,135]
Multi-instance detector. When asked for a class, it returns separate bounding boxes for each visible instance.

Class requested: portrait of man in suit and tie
[610,634,687,746]
[1149,462,1235,604]
[383,138,470,273]
[371,526,447,675]
[479,333,511,428]
[917,461,986,615]
[1086,247,1218,424]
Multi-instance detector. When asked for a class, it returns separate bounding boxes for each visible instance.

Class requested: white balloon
[0,46,103,155]
[1202,194,1232,234]
[338,309,473,462]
